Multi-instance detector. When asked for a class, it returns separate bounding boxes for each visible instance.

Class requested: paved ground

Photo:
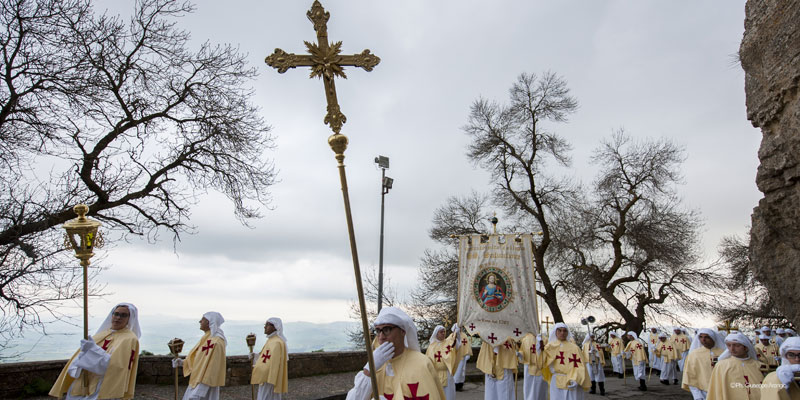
[33,366,691,399]
[457,373,690,400]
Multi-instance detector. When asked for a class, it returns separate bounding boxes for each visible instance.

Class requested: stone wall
[0,351,368,398]
[740,0,800,326]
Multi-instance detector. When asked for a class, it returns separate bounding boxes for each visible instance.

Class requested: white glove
[776,364,800,388]
[624,351,631,359]
[364,341,394,372]
[568,380,578,388]
[465,355,471,362]
[172,358,184,368]
[493,346,499,354]
[80,339,98,352]
[73,341,111,375]
[451,323,459,333]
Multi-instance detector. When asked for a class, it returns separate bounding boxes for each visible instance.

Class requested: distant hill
[1,316,360,362]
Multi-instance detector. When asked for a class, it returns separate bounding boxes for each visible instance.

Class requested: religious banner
[457,234,540,346]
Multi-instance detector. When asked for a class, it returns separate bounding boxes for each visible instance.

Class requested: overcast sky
[79,0,760,329]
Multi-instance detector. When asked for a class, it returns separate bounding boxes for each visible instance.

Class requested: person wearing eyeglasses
[49,302,141,400]
[345,306,444,400]
[175,311,227,400]
[761,337,800,400]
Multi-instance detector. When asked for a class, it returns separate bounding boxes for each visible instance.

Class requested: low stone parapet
[0,350,368,398]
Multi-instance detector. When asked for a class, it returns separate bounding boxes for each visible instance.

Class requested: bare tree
[0,0,276,344]
[407,191,493,342]
[346,266,399,348]
[552,131,716,333]
[711,233,794,328]
[463,71,578,322]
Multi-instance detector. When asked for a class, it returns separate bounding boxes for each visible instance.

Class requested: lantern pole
[63,203,103,340]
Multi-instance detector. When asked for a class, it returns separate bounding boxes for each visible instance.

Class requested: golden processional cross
[265,1,379,136]
[265,2,380,398]
[717,319,739,336]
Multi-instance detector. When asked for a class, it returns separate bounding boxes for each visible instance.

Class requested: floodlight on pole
[375,155,392,312]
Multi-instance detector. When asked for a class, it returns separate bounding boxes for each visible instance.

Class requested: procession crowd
[46,302,800,400]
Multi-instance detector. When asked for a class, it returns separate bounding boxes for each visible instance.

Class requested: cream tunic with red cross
[706,356,763,400]
[251,334,288,393]
[375,349,445,400]
[425,334,458,388]
[608,335,624,357]
[183,331,226,388]
[476,337,519,381]
[48,328,140,399]
[541,339,591,391]
[520,333,545,376]
[755,341,780,368]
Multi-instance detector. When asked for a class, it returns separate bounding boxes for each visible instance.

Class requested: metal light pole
[374,155,392,313]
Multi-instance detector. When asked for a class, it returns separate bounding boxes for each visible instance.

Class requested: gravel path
[33,365,691,399]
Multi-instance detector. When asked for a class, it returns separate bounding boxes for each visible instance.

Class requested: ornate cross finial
[265,0,380,139]
[541,316,553,333]
[717,319,739,335]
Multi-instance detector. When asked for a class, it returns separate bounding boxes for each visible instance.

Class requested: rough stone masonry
[740,0,800,326]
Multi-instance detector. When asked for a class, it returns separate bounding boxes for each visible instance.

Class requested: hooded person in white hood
[250,317,288,399]
[706,332,763,400]
[178,311,227,400]
[49,302,142,400]
[761,336,800,400]
[346,307,444,400]
[581,333,606,395]
[681,328,726,400]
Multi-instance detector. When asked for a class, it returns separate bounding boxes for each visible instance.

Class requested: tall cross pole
[541,316,553,334]
[265,2,380,398]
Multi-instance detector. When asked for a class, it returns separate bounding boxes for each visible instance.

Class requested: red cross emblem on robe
[556,351,565,364]
[101,339,112,351]
[201,339,214,355]
[261,350,271,363]
[404,382,429,400]
[743,375,751,395]
[569,353,581,368]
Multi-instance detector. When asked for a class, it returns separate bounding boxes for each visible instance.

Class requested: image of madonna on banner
[457,234,540,346]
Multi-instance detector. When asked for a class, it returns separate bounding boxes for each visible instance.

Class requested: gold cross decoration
[265,1,380,136]
[264,2,380,398]
[541,316,553,333]
[717,319,739,335]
